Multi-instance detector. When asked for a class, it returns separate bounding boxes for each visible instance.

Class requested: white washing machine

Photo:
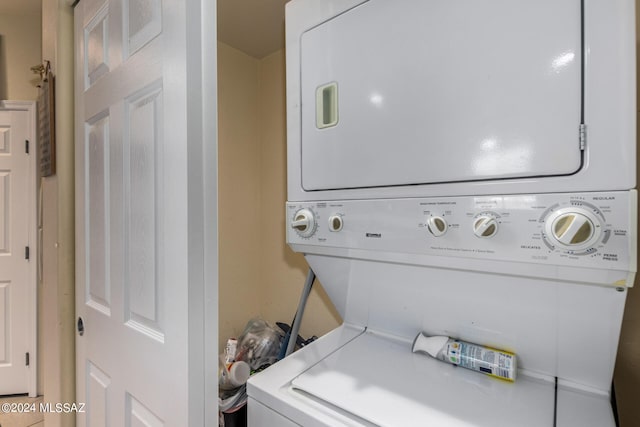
[247,0,637,425]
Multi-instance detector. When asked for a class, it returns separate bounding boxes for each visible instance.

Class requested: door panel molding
[74,1,217,425]
[0,100,37,397]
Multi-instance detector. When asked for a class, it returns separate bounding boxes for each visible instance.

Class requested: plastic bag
[235,318,283,371]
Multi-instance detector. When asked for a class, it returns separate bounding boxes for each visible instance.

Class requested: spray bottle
[412,332,517,382]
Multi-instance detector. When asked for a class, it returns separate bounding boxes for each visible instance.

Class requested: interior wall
[0,12,41,100]
[218,44,340,352]
[614,3,640,425]
[41,1,75,426]
[217,42,263,349]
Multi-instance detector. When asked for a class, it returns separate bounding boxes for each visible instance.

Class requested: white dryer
[247,0,637,426]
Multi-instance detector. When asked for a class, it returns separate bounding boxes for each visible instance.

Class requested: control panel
[286,191,636,272]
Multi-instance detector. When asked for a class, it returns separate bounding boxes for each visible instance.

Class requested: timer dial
[544,207,602,250]
[291,208,317,238]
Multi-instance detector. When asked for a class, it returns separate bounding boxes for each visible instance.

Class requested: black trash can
[222,404,247,427]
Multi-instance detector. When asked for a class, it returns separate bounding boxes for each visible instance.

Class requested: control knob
[291,208,317,238]
[427,216,448,237]
[545,208,601,249]
[328,215,344,232]
[473,215,498,238]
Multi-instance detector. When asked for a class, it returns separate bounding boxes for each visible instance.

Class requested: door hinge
[579,124,587,150]
[25,352,30,366]
[25,246,30,260]
[25,140,29,154]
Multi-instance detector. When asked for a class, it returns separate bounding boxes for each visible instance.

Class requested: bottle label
[224,338,238,366]
[445,341,515,381]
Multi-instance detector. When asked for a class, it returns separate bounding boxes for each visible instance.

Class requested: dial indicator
[473,213,499,238]
[427,216,448,237]
[542,206,604,253]
[292,208,318,238]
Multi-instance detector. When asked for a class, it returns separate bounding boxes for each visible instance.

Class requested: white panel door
[300,0,582,190]
[0,103,37,396]
[75,0,217,425]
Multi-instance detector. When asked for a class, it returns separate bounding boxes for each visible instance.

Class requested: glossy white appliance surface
[286,0,636,201]
[301,253,627,393]
[249,325,367,427]
[248,326,616,427]
[291,331,554,427]
[287,191,637,288]
[301,0,581,190]
[556,386,617,427]
[247,0,637,426]
[249,192,634,426]
[290,190,636,392]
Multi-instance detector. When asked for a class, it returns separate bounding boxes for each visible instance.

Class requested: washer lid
[300,0,582,191]
[291,331,555,426]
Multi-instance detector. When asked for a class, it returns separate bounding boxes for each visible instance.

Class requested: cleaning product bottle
[219,358,251,390]
[412,332,517,381]
[219,337,251,390]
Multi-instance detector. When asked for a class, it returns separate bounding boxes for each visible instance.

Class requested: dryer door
[300,0,582,191]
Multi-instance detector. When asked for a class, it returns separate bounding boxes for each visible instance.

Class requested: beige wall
[41,1,75,426]
[0,12,41,101]
[218,42,263,345]
[218,44,340,352]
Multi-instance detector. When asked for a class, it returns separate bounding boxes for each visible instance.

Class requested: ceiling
[218,0,289,58]
[0,0,40,14]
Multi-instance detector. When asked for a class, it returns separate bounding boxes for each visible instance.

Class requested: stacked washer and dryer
[247,0,637,425]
